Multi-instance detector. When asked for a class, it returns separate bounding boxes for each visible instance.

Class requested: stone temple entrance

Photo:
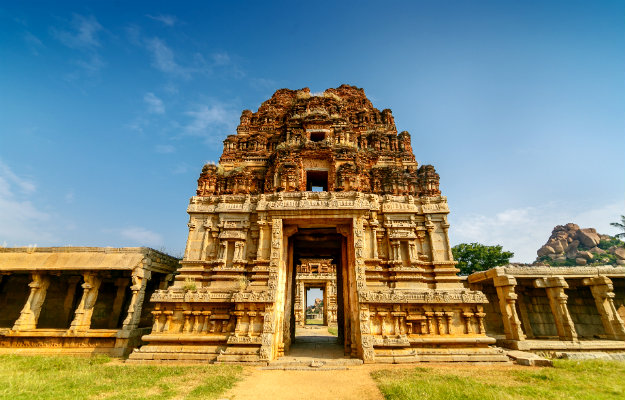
[130,85,508,364]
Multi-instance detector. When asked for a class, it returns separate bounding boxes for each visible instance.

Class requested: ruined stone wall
[566,286,606,338]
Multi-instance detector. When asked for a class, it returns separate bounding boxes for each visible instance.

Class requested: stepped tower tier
[197,85,438,196]
[130,85,507,364]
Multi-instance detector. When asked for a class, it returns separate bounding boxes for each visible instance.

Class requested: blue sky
[1,1,623,262]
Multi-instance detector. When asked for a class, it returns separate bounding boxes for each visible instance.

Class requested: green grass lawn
[305,318,323,325]
[0,355,242,400]
[327,326,338,336]
[371,359,625,400]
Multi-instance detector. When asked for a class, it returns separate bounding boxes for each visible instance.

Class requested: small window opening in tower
[306,170,328,191]
[309,131,325,142]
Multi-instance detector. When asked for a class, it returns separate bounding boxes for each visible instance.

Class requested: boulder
[576,258,587,266]
[613,247,625,260]
[552,241,565,253]
[577,251,593,260]
[537,245,556,257]
[589,246,606,255]
[617,260,625,266]
[565,223,580,232]
[576,229,600,247]
[566,240,580,252]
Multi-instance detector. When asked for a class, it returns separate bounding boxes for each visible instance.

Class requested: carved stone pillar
[210,232,219,258]
[583,276,625,340]
[199,220,211,260]
[256,219,267,260]
[219,241,228,263]
[441,217,453,261]
[371,228,378,259]
[13,272,51,331]
[425,222,435,262]
[121,267,151,332]
[535,277,577,341]
[493,275,525,341]
[69,272,103,331]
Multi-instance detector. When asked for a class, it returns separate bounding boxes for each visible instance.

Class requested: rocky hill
[536,223,625,266]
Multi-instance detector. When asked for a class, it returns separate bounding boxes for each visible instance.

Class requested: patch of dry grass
[371,360,625,400]
[0,355,242,400]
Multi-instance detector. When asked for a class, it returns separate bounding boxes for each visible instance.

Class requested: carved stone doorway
[279,221,359,360]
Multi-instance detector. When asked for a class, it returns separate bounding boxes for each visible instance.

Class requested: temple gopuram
[129,85,508,363]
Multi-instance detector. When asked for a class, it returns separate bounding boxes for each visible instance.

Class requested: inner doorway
[305,287,324,326]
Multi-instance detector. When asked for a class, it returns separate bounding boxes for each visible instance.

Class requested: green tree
[610,215,625,240]
[452,243,514,275]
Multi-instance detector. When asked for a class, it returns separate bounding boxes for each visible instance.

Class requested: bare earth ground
[224,325,383,399]
[222,366,384,400]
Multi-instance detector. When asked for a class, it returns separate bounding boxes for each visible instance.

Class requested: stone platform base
[497,338,625,352]
[0,329,140,357]
[374,347,509,363]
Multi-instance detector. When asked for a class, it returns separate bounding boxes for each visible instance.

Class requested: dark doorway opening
[306,170,328,192]
[309,131,325,142]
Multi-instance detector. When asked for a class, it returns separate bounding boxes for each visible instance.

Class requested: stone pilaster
[493,275,525,341]
[534,277,577,341]
[69,272,103,331]
[583,276,625,340]
[13,272,51,331]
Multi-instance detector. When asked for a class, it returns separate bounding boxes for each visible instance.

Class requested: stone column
[121,267,151,331]
[493,275,525,341]
[535,277,577,341]
[583,276,625,340]
[108,277,130,329]
[441,217,453,261]
[199,221,211,260]
[425,222,436,262]
[256,218,269,260]
[69,272,103,331]
[371,227,378,259]
[13,272,51,331]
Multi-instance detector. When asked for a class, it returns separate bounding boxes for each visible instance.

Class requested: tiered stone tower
[130,85,506,363]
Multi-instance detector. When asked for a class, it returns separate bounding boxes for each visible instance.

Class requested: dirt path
[222,366,384,400]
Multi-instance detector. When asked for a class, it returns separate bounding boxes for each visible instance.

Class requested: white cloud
[52,14,102,49]
[0,160,53,245]
[450,200,624,264]
[144,92,165,114]
[212,52,230,66]
[73,53,105,75]
[52,14,106,78]
[146,14,178,27]
[154,144,175,154]
[23,31,44,55]
[145,37,189,77]
[120,226,164,247]
[184,103,235,134]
